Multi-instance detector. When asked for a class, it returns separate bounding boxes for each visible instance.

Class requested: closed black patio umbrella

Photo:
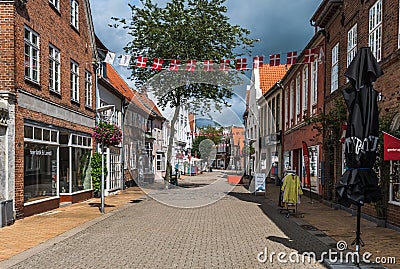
[336,47,382,261]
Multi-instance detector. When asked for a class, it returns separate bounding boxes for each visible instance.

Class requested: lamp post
[96,105,115,214]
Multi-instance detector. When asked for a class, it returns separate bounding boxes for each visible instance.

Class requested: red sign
[384,132,400,161]
[302,141,311,187]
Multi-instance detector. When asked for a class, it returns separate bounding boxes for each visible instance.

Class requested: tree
[191,125,223,158]
[112,0,256,182]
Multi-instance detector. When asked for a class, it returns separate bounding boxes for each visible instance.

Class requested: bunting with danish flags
[152,58,164,70]
[303,48,319,64]
[203,60,214,71]
[220,60,230,71]
[136,56,148,68]
[169,59,181,71]
[186,60,196,72]
[269,54,280,66]
[286,51,297,65]
[102,45,324,71]
[236,58,247,70]
[253,56,263,68]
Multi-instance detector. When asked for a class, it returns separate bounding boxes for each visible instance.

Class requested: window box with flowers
[93,121,122,147]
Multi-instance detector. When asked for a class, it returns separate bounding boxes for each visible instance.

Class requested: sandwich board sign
[254,173,265,194]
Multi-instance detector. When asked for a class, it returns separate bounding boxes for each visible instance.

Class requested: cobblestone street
[2,173,329,268]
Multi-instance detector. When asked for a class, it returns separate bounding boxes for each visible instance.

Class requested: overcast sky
[89,0,321,125]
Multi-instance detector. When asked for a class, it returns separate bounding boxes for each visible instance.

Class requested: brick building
[281,31,326,196]
[310,0,400,227]
[0,0,97,217]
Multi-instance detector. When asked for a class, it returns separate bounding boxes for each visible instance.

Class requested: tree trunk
[165,103,181,184]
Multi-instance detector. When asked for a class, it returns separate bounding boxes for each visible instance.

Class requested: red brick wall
[0,3,15,92]
[12,0,96,217]
[14,0,96,112]
[387,203,400,227]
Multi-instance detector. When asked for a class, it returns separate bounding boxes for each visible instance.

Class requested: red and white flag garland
[236,58,247,70]
[220,60,230,71]
[269,54,281,67]
[136,56,148,68]
[286,51,297,65]
[203,60,214,71]
[152,58,164,70]
[169,59,181,71]
[186,60,196,72]
[104,46,321,70]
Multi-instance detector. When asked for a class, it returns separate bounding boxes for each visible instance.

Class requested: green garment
[281,173,303,205]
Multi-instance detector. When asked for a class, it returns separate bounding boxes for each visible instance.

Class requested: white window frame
[311,59,318,107]
[302,66,308,113]
[289,81,294,125]
[369,0,382,61]
[70,60,79,103]
[347,24,357,67]
[285,87,289,126]
[296,73,301,116]
[84,70,92,108]
[49,0,59,10]
[24,26,40,83]
[49,44,60,94]
[399,0,400,48]
[70,0,79,30]
[331,43,339,93]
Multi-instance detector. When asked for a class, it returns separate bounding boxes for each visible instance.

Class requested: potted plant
[92,121,122,147]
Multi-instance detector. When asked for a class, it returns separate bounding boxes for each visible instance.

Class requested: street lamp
[96,105,115,214]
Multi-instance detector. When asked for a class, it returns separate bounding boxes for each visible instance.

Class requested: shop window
[59,133,92,194]
[24,125,33,139]
[390,161,400,205]
[24,143,58,203]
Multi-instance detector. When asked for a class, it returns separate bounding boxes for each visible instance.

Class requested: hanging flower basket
[93,121,122,146]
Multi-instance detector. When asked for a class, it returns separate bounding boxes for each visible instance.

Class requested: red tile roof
[259,64,288,95]
[105,63,133,101]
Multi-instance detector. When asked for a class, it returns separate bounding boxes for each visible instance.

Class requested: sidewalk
[264,182,400,269]
[0,178,399,268]
[0,187,144,262]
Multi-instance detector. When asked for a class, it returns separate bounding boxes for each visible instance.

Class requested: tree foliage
[112,0,256,180]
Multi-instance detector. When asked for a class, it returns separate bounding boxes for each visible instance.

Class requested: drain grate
[315,233,328,237]
[300,224,318,231]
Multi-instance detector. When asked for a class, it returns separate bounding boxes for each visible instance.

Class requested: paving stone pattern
[8,184,326,268]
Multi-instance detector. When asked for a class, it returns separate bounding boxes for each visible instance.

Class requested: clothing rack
[279,171,304,218]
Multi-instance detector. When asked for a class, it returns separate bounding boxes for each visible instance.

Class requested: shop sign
[30,149,52,156]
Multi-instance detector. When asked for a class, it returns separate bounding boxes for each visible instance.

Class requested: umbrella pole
[352,204,365,266]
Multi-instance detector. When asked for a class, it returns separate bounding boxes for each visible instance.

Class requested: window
[84,71,92,108]
[390,161,400,205]
[331,43,339,93]
[70,60,79,102]
[70,0,79,29]
[285,87,289,126]
[276,94,280,131]
[290,81,294,124]
[347,24,357,66]
[302,66,308,113]
[156,153,165,171]
[399,0,400,48]
[49,45,60,93]
[49,0,59,10]
[311,59,318,106]
[296,73,301,116]
[24,27,40,83]
[369,0,382,61]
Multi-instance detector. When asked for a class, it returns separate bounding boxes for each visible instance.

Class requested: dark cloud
[90,0,321,59]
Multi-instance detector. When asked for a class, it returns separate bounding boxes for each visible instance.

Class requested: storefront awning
[384,132,400,161]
